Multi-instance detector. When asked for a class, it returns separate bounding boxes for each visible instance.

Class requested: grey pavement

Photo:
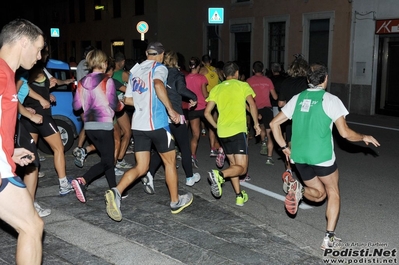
[1,113,396,265]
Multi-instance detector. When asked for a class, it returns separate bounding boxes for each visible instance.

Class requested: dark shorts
[115,108,126,118]
[258,107,273,129]
[0,177,26,192]
[219,132,248,155]
[20,115,59,138]
[132,127,175,153]
[188,109,205,121]
[295,162,338,181]
[15,121,40,167]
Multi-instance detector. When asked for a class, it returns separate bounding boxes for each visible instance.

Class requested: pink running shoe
[285,180,303,215]
[216,147,225,168]
[282,169,294,194]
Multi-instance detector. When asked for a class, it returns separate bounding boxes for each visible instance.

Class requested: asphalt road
[0,113,397,264]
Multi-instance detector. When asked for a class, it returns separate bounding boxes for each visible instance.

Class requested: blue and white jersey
[126,60,169,131]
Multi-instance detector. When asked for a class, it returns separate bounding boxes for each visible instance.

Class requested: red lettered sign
[376,19,399,34]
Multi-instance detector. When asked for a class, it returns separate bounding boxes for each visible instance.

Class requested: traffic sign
[208,8,224,24]
[136,21,149,41]
[50,28,60,37]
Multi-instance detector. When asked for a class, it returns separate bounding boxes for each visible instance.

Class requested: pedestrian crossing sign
[208,8,224,24]
[50,28,60,38]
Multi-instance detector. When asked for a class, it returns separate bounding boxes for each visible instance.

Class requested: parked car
[37,59,83,154]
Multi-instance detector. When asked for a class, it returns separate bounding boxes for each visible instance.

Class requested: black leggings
[83,129,116,188]
[149,122,193,178]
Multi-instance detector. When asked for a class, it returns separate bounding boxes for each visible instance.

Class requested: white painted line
[240,182,313,209]
[347,121,399,131]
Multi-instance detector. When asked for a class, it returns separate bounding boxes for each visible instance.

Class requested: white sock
[59,177,68,186]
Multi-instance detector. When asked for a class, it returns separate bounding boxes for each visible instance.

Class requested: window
[94,0,102,20]
[268,22,286,70]
[69,0,75,23]
[309,19,330,66]
[79,0,86,22]
[135,0,144,16]
[113,0,121,18]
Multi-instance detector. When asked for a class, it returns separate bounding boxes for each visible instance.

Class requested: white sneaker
[186,173,201,186]
[141,172,155,194]
[34,202,51,217]
[114,167,124,176]
[116,159,133,169]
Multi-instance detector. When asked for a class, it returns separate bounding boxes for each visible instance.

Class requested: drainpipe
[348,10,357,112]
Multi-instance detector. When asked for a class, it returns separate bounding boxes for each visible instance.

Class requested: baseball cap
[146,42,165,55]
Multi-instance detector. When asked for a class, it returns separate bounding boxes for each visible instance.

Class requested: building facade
[3,0,398,116]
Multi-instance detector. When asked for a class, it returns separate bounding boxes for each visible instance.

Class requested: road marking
[347,121,399,131]
[240,182,313,209]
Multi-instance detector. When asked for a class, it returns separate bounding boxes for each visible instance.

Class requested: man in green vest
[270,63,380,250]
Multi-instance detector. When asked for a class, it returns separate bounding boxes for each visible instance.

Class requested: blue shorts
[0,177,26,192]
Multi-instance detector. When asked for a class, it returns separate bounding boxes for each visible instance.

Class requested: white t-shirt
[125,60,169,131]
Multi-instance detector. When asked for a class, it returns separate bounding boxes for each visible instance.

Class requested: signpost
[136,21,149,41]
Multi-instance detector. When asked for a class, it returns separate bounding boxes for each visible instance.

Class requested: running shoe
[216,147,225,168]
[71,177,87,203]
[34,202,51,217]
[38,171,45,178]
[116,159,133,169]
[265,156,274,165]
[114,167,124,176]
[208,170,225,197]
[59,179,74,196]
[186,173,201,186]
[260,141,268,155]
[191,156,199,169]
[105,188,122,221]
[240,174,251,182]
[321,234,342,250]
[74,147,87,168]
[38,152,46,162]
[201,129,206,136]
[170,192,193,214]
[285,179,303,215]
[209,149,218,157]
[141,172,155,194]
[282,169,294,194]
[236,190,248,206]
[125,143,134,154]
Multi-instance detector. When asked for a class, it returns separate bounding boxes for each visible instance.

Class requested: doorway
[376,36,399,116]
[235,32,251,79]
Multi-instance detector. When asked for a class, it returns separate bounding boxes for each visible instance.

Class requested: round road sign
[136,21,149,34]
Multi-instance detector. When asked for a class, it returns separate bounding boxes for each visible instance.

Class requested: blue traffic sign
[50,28,60,37]
[208,8,224,24]
[136,21,149,34]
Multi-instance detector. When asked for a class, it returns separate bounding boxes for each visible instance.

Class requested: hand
[49,77,57,88]
[168,109,180,124]
[363,135,380,147]
[254,124,261,136]
[188,100,197,108]
[30,113,43,124]
[12,148,35,166]
[282,147,291,162]
[50,94,56,103]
